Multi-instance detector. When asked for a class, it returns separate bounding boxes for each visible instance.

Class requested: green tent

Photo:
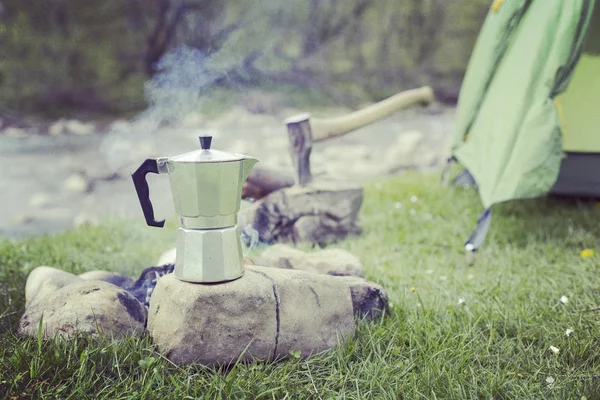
[447,0,600,250]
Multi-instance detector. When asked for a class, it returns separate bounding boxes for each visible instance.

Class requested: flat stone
[259,244,365,278]
[19,280,147,339]
[63,173,90,193]
[148,265,355,366]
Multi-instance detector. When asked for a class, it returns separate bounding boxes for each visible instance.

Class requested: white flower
[549,346,560,354]
[394,202,402,209]
[560,295,569,304]
[546,376,555,388]
[566,328,574,336]
[410,195,418,203]
[409,209,416,216]
[458,297,466,305]
[468,274,474,280]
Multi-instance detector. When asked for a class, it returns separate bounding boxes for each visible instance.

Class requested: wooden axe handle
[310,86,434,142]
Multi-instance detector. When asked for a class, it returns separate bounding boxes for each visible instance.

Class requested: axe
[285,86,435,186]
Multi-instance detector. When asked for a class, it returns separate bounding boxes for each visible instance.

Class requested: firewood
[242,165,294,200]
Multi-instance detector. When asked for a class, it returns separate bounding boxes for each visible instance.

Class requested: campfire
[18,86,433,367]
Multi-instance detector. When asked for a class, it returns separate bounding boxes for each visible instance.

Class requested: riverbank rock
[19,280,147,339]
[63,173,91,193]
[147,265,356,366]
[258,244,365,278]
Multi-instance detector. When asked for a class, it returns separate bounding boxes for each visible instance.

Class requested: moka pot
[131,136,258,283]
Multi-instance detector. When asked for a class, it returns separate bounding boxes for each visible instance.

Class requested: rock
[65,119,95,136]
[333,276,388,320]
[25,266,82,307]
[243,179,363,246]
[3,127,28,137]
[148,265,355,366]
[29,193,52,208]
[48,120,66,136]
[64,173,91,193]
[258,244,365,278]
[19,280,147,339]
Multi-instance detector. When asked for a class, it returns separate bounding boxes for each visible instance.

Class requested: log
[242,165,294,200]
[238,179,363,246]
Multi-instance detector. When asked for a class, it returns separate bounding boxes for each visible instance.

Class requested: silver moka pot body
[132,136,258,283]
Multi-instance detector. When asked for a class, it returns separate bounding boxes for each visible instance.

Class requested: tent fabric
[450,0,597,210]
[451,0,533,151]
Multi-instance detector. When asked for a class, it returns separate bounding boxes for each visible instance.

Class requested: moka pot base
[174,225,245,283]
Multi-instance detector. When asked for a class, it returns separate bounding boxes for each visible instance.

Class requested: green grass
[2,172,600,399]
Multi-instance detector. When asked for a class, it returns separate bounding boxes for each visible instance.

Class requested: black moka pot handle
[131,158,165,228]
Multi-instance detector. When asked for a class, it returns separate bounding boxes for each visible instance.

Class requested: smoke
[99,45,224,170]
[142,46,220,126]
[99,2,283,171]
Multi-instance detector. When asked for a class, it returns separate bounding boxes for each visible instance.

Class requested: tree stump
[238,179,363,246]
